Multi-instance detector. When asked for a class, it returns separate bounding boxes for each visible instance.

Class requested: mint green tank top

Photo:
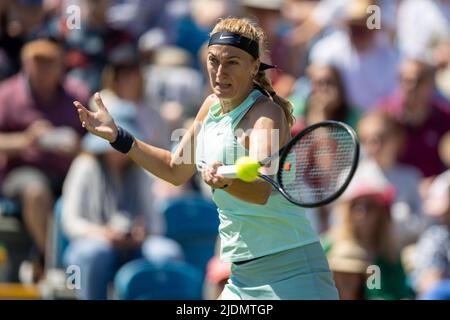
[196,89,319,262]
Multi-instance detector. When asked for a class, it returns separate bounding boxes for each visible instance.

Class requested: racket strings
[279,126,356,205]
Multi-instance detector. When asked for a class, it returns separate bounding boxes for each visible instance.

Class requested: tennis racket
[216,120,360,208]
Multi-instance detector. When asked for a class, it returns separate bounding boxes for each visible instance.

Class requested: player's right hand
[73,92,118,142]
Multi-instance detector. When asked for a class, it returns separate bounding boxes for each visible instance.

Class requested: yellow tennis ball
[236,156,261,182]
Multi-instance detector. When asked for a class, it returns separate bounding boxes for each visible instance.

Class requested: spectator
[291,63,360,136]
[414,168,450,299]
[0,38,88,281]
[397,0,450,64]
[0,0,50,78]
[0,0,16,80]
[378,58,450,177]
[358,111,427,246]
[174,0,236,70]
[301,0,398,41]
[322,160,414,299]
[242,0,296,96]
[107,0,167,38]
[95,44,170,149]
[48,0,135,93]
[143,46,204,124]
[281,0,323,77]
[290,63,360,234]
[62,104,181,300]
[288,0,399,98]
[327,240,370,300]
[309,0,398,111]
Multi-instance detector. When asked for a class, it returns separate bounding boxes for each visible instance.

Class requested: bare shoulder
[244,96,291,145]
[246,96,286,129]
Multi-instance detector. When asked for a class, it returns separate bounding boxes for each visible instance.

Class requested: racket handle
[217,165,238,178]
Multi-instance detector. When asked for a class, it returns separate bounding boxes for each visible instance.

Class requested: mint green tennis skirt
[220,242,339,300]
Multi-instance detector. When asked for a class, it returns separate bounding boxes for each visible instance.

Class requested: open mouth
[215,82,232,90]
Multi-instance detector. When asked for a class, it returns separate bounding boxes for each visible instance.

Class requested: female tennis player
[74,17,339,300]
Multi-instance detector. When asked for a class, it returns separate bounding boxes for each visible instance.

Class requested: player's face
[207,45,259,104]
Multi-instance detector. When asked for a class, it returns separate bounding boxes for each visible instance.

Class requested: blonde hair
[210,17,295,127]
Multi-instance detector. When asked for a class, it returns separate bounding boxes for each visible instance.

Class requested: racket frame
[272,120,360,207]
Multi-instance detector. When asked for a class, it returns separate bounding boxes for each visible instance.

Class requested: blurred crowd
[1,0,450,300]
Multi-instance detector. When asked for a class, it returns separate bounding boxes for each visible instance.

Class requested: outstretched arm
[74,93,212,186]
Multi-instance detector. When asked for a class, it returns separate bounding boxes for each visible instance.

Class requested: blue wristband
[110,126,135,154]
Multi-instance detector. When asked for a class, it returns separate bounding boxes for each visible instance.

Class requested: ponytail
[254,71,295,127]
